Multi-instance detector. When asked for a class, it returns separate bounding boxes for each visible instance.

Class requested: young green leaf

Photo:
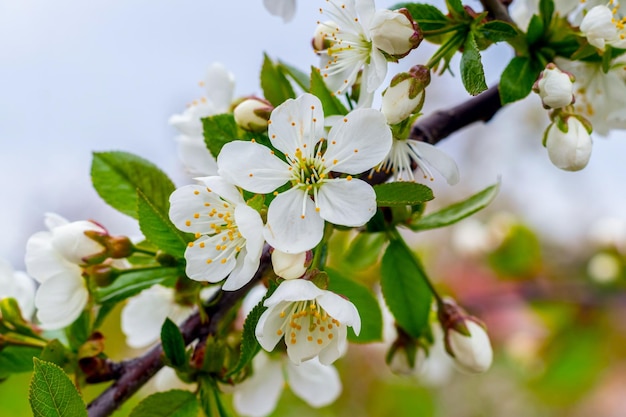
[408,182,499,231]
[129,390,199,417]
[374,182,434,207]
[460,34,488,96]
[0,346,42,377]
[202,113,240,158]
[310,67,349,116]
[39,340,67,368]
[539,0,555,29]
[446,0,469,19]
[93,267,180,304]
[477,21,519,42]
[0,297,41,338]
[392,3,449,31]
[343,232,387,270]
[526,15,545,45]
[137,189,192,259]
[499,56,543,104]
[326,268,384,343]
[380,240,432,338]
[91,151,176,219]
[29,358,87,417]
[161,318,187,369]
[261,53,296,107]
[278,60,310,91]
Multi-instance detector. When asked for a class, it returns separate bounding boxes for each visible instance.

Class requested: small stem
[387,227,444,306]
[426,31,466,70]
[131,246,158,256]
[423,24,468,37]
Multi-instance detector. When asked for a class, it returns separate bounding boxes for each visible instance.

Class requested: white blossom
[24,213,105,329]
[0,258,36,319]
[169,63,235,176]
[580,5,626,50]
[169,176,265,291]
[255,279,361,365]
[447,320,493,373]
[316,0,420,105]
[544,116,593,171]
[533,64,575,109]
[218,93,391,253]
[263,0,297,22]
[556,57,626,135]
[233,352,341,417]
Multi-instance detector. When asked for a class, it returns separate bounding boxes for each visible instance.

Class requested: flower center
[277,299,341,348]
[288,146,330,193]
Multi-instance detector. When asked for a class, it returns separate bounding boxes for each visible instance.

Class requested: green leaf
[393,3,449,31]
[539,0,555,29]
[278,60,310,91]
[161,319,187,369]
[446,0,468,18]
[499,56,542,104]
[460,33,487,96]
[408,182,499,231]
[93,267,180,304]
[137,189,191,258]
[227,282,277,378]
[29,358,87,417]
[261,53,296,107]
[0,346,42,377]
[374,182,434,207]
[477,21,519,42]
[309,67,349,116]
[526,15,544,45]
[66,310,90,351]
[129,390,199,417]
[326,269,383,343]
[0,297,40,338]
[380,240,432,338]
[91,151,175,219]
[199,378,231,417]
[202,113,240,159]
[343,232,387,270]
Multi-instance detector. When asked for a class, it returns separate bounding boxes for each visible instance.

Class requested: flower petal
[263,279,326,307]
[203,63,235,112]
[317,291,361,335]
[184,233,237,283]
[256,302,290,351]
[169,185,230,234]
[218,141,291,193]
[268,94,325,157]
[410,141,460,185]
[325,108,391,174]
[264,188,325,253]
[318,325,347,365]
[317,178,376,227]
[263,0,297,22]
[364,48,388,93]
[196,176,245,205]
[35,272,88,330]
[233,353,284,417]
[175,134,218,176]
[25,231,80,284]
[286,358,342,407]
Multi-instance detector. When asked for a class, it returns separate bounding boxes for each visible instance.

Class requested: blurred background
[2,0,626,415]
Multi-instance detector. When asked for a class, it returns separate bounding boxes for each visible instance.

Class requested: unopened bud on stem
[533,63,575,109]
[370,8,423,59]
[271,249,310,279]
[233,97,273,132]
[381,65,430,125]
[543,113,593,172]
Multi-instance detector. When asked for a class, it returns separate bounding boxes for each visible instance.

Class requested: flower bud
[233,97,273,132]
[271,249,308,279]
[312,21,336,51]
[50,220,107,265]
[533,63,575,109]
[438,301,493,374]
[381,65,430,125]
[544,115,593,171]
[370,9,423,59]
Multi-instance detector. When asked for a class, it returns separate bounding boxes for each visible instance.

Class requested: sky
[2,0,626,268]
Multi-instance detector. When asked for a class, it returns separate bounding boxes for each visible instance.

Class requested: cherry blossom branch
[86,246,272,417]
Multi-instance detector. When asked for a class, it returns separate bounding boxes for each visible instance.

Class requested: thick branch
[87,246,272,417]
[410,85,502,145]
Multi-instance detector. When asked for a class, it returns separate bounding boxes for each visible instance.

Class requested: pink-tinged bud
[50,220,107,265]
[271,249,309,279]
[533,63,575,109]
[370,8,423,59]
[381,65,430,125]
[544,115,593,171]
[439,301,493,374]
[233,97,273,132]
